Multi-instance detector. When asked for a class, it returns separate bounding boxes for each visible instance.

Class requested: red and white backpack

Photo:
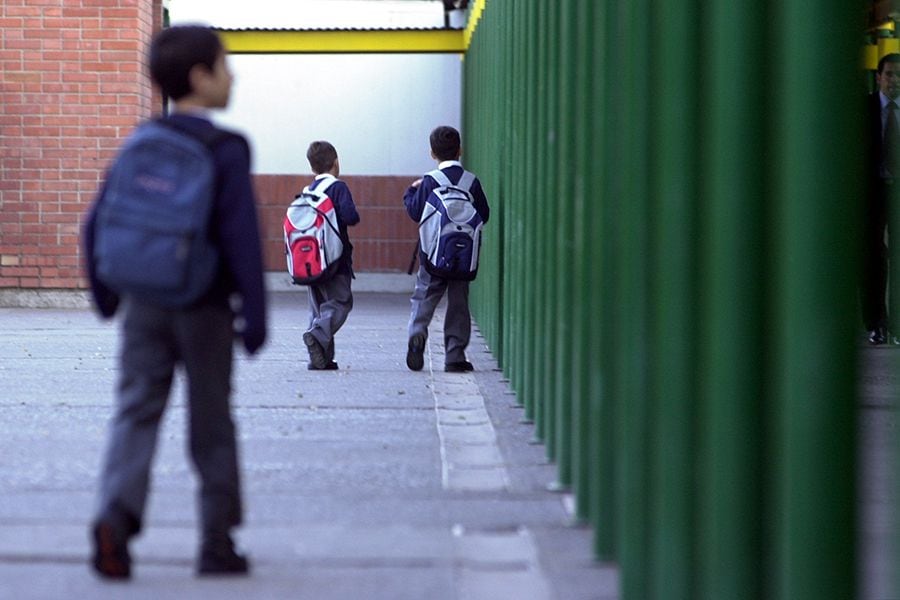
[284,175,344,285]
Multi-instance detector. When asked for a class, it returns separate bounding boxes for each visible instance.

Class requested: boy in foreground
[83,25,267,579]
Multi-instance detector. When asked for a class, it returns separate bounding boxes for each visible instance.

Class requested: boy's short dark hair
[307,141,338,174]
[430,126,461,161]
[149,25,223,101]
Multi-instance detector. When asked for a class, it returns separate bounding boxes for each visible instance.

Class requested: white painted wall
[214,53,462,176]
[167,1,464,176]
[166,0,450,30]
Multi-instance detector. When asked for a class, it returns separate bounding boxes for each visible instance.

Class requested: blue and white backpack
[417,169,483,281]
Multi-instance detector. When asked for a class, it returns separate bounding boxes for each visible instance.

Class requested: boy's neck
[171,97,213,116]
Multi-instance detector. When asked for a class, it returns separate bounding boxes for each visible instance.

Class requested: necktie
[885,101,899,176]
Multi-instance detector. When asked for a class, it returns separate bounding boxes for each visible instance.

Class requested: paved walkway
[0,291,618,599]
[858,344,898,600]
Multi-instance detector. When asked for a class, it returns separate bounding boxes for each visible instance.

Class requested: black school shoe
[445,360,474,373]
[91,519,131,580]
[197,534,250,576]
[308,360,339,370]
[406,335,425,371]
[868,327,888,345]
[303,332,328,370]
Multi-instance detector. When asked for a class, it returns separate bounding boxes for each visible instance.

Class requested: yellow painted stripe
[219,29,465,54]
[863,44,878,70]
[463,0,487,49]
[878,36,900,59]
[217,2,488,55]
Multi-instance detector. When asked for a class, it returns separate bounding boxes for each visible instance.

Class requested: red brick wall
[0,3,420,290]
[255,174,420,273]
[0,0,159,289]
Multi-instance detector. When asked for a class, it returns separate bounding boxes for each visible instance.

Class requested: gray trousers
[307,270,353,361]
[95,298,241,537]
[407,264,471,364]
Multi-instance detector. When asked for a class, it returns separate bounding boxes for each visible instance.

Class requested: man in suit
[864,53,900,344]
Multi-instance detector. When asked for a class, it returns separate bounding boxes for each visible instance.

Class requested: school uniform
[304,175,360,363]
[403,160,489,365]
[83,112,267,539]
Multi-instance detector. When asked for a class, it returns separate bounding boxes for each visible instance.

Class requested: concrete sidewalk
[0,291,618,599]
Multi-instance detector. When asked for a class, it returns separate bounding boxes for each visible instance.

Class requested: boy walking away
[83,26,267,579]
[404,126,490,372]
[290,141,360,370]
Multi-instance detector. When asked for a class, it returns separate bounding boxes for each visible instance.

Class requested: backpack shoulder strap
[297,175,337,202]
[427,169,452,188]
[456,170,476,193]
[427,168,474,194]
[314,174,338,193]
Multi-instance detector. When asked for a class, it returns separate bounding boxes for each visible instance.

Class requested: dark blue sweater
[83,113,268,354]
[308,175,360,272]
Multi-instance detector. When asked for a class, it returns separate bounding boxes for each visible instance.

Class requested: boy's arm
[213,136,268,355]
[330,180,360,227]
[403,176,436,221]
[82,184,120,318]
[471,178,490,224]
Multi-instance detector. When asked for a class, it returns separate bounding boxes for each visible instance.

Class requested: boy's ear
[186,64,203,95]
[187,63,212,95]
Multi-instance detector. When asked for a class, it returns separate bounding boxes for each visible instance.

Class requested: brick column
[0,0,161,290]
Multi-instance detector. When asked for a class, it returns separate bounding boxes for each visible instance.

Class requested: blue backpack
[93,119,231,307]
[417,169,484,281]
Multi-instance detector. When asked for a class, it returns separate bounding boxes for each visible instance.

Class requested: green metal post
[540,0,559,459]
[495,2,510,373]
[592,0,616,562]
[471,5,501,357]
[504,0,521,396]
[491,7,503,350]
[570,0,594,523]
[614,0,651,597]
[511,0,527,401]
[771,1,861,598]
[521,0,539,424]
[532,0,550,444]
[648,0,700,597]
[551,0,575,491]
[516,0,530,404]
[697,2,769,598]
[462,27,477,308]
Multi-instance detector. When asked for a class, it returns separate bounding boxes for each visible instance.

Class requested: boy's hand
[410,178,422,188]
[242,322,267,355]
[233,312,267,356]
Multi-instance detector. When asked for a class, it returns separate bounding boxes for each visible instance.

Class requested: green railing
[464,1,863,598]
